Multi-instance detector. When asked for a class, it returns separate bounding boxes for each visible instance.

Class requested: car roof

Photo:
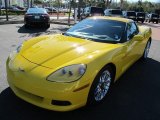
[88,16,133,23]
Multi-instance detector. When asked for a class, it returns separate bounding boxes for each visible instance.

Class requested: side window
[127,23,132,40]
[131,22,138,34]
[127,22,138,40]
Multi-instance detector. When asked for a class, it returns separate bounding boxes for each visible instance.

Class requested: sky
[117,0,160,2]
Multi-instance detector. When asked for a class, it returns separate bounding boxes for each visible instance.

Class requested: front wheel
[142,40,151,60]
[87,65,114,105]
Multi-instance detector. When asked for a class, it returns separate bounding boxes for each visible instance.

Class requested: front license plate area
[35,16,40,19]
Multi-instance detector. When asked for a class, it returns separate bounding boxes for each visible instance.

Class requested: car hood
[20,34,120,69]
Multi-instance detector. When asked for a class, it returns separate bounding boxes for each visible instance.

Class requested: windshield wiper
[64,32,93,40]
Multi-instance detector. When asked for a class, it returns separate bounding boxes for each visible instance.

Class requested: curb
[0,20,24,25]
[0,20,75,25]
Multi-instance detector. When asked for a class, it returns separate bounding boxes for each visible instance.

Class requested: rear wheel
[45,24,50,29]
[87,65,114,105]
[142,40,151,60]
[47,24,50,28]
[24,24,29,29]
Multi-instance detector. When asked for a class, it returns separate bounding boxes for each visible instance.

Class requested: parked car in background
[136,12,145,23]
[1,5,24,11]
[81,6,104,20]
[24,8,50,28]
[104,9,123,17]
[12,5,25,10]
[45,7,57,12]
[123,11,136,21]
[147,13,159,24]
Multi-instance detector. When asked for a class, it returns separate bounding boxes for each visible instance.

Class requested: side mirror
[134,35,144,41]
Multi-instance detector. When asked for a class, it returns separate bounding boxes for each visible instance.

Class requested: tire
[87,65,114,105]
[24,24,29,29]
[156,21,158,24]
[142,20,144,23]
[142,40,151,60]
[46,24,50,29]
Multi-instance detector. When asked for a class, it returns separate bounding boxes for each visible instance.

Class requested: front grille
[15,87,43,103]
[51,100,71,106]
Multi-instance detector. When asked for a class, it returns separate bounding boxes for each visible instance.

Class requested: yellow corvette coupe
[7,16,152,111]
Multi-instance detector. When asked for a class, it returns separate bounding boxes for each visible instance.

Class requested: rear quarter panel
[138,25,152,55]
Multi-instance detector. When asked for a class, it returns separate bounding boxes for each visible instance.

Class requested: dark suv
[81,7,104,20]
[123,11,136,21]
[148,13,159,24]
[104,9,123,17]
[136,12,145,23]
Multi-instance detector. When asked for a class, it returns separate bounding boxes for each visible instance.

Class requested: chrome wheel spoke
[94,70,111,101]
[144,42,151,58]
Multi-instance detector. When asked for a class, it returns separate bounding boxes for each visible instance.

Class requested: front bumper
[6,56,91,111]
[136,18,145,21]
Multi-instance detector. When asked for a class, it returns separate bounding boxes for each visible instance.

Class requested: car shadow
[1,58,160,120]
[16,25,69,38]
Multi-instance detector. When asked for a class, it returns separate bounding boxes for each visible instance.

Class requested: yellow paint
[6,17,152,111]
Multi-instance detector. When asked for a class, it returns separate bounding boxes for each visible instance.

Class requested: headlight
[47,64,87,83]
[9,44,23,60]
[16,44,23,53]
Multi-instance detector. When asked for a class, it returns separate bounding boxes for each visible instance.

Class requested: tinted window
[27,8,47,14]
[65,19,126,43]
[91,7,104,14]
[152,14,158,17]
[127,22,138,40]
[127,12,136,16]
[112,10,122,15]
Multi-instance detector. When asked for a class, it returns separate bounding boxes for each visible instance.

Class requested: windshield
[112,10,122,15]
[27,8,47,14]
[91,7,104,14]
[127,12,136,16]
[65,19,126,43]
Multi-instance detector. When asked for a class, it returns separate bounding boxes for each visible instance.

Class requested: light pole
[5,0,8,21]
[68,0,71,25]
[57,0,60,20]
[0,0,2,16]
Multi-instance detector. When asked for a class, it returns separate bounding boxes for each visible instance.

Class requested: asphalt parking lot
[0,23,160,120]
